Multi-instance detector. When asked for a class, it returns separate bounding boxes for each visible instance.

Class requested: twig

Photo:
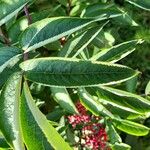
[23,5,32,61]
[24,5,32,25]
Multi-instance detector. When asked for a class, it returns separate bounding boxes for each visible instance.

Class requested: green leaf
[66,127,76,145]
[0,0,31,26]
[81,3,121,18]
[21,81,72,150]
[57,0,68,7]
[0,132,10,148]
[111,143,131,150]
[20,57,137,87]
[8,9,50,43]
[20,16,120,52]
[0,72,24,150]
[0,148,10,150]
[106,120,122,144]
[97,86,150,114]
[46,108,65,121]
[125,0,150,11]
[91,30,115,48]
[0,46,22,73]
[124,76,138,93]
[30,83,44,95]
[50,87,78,114]
[0,61,21,88]
[90,40,141,62]
[59,24,106,57]
[0,138,10,149]
[145,81,150,96]
[81,3,137,26]
[113,118,150,136]
[70,4,86,16]
[112,10,138,26]
[78,88,114,118]
[0,46,22,87]
[44,41,61,51]
[0,43,4,48]
[101,102,141,120]
[136,28,150,43]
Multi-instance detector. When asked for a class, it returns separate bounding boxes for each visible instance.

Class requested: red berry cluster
[67,101,109,150]
[82,124,108,150]
[68,101,90,128]
[67,114,90,128]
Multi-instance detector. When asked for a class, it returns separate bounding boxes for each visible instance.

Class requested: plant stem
[67,0,71,15]
[23,5,32,61]
[0,27,10,45]
[24,5,32,25]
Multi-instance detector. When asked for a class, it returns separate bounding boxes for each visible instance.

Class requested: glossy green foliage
[97,86,150,114]
[81,3,138,26]
[113,118,149,136]
[125,0,150,11]
[0,0,149,149]
[145,81,150,96]
[78,88,113,117]
[111,143,131,150]
[0,72,24,149]
[50,87,78,114]
[59,24,106,57]
[91,40,141,62]
[20,57,137,87]
[8,10,50,43]
[20,17,113,52]
[0,47,22,73]
[20,82,72,150]
[0,46,22,87]
[0,0,32,26]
